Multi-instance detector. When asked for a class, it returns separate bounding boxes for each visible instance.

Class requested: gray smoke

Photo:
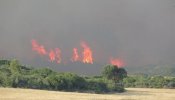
[0,0,175,68]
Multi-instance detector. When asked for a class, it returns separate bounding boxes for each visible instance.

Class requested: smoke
[0,0,175,70]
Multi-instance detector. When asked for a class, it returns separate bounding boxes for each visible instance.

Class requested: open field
[0,88,175,100]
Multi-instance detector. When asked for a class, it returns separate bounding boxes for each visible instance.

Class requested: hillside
[126,64,175,76]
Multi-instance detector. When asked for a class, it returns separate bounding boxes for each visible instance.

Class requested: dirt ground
[0,87,175,100]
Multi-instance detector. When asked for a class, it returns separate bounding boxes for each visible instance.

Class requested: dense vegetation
[123,74,175,88]
[1,59,174,94]
[0,59,127,93]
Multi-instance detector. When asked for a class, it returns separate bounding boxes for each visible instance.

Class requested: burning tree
[102,65,127,91]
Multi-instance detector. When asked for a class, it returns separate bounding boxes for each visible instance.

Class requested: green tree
[10,59,21,74]
[0,60,10,66]
[102,65,127,92]
[123,76,136,87]
[149,76,167,88]
[102,65,127,82]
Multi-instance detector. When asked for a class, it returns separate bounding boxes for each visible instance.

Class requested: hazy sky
[0,0,175,67]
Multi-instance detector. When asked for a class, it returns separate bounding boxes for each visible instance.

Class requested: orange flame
[49,50,55,62]
[31,39,47,55]
[31,39,126,67]
[110,57,125,67]
[81,42,93,64]
[71,48,79,62]
[55,48,61,63]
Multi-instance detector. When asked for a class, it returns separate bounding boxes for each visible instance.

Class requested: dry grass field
[0,87,175,100]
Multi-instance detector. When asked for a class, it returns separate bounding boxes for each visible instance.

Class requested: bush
[86,80,108,93]
[27,76,44,89]
[148,76,167,88]
[123,77,136,87]
[44,73,87,91]
[166,82,175,88]
[0,75,5,86]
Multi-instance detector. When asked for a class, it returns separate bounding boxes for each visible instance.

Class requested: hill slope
[126,64,175,76]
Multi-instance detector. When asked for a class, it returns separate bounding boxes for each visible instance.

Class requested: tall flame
[110,57,125,67]
[71,48,79,62]
[31,39,126,67]
[55,48,61,63]
[31,39,47,55]
[31,39,62,63]
[49,50,55,62]
[81,42,93,64]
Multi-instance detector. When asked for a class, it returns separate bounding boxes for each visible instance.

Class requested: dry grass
[0,87,175,100]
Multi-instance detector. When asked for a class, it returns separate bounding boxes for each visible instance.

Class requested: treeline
[0,59,127,93]
[123,74,175,88]
[126,64,175,77]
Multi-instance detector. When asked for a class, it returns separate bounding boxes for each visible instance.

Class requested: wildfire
[81,42,93,64]
[31,39,94,64]
[31,39,125,66]
[110,57,125,67]
[55,48,61,63]
[49,50,55,62]
[71,48,80,62]
[31,39,47,55]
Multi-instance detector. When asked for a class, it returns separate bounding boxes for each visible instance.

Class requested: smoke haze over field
[0,0,175,70]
